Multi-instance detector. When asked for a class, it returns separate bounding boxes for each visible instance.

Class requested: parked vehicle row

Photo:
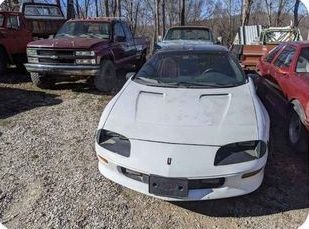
[257,41,309,153]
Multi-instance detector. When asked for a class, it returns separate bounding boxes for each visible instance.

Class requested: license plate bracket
[149,175,188,198]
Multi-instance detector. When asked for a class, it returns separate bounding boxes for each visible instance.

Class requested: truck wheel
[287,109,308,154]
[94,60,116,93]
[0,51,7,76]
[31,73,55,89]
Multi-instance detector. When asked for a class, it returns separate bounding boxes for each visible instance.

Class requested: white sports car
[95,45,270,201]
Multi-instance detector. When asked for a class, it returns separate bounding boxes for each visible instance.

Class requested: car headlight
[28,57,39,63]
[75,51,95,56]
[27,49,37,56]
[76,59,96,65]
[214,140,267,166]
[96,129,131,157]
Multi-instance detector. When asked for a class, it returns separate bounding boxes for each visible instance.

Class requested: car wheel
[0,50,7,76]
[31,73,55,89]
[287,109,308,153]
[94,60,117,93]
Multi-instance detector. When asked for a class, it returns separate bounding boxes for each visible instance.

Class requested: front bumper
[25,63,100,76]
[95,140,267,201]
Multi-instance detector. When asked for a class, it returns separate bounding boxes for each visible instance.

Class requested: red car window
[296,47,309,73]
[265,45,283,63]
[274,46,296,68]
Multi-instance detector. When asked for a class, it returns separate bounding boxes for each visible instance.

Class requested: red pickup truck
[25,18,149,92]
[0,3,65,75]
[257,41,308,153]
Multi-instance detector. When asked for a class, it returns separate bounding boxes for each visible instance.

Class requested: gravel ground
[0,72,308,229]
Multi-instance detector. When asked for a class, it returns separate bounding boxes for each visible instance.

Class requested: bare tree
[162,0,166,36]
[95,0,99,17]
[241,0,253,26]
[114,0,121,17]
[264,0,272,26]
[67,0,75,19]
[293,0,300,26]
[105,0,110,17]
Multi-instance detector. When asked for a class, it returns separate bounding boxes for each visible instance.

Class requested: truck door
[111,22,127,65]
[6,14,31,54]
[121,22,137,60]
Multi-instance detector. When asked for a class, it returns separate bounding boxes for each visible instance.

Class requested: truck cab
[0,3,65,75]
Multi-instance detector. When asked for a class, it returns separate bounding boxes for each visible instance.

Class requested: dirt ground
[0,72,308,229]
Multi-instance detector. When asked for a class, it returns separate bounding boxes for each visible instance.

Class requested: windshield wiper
[168,81,229,88]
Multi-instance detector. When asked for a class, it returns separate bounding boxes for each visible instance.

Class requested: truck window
[165,28,211,41]
[24,5,63,17]
[274,46,296,68]
[121,22,133,41]
[296,47,309,73]
[7,15,20,29]
[0,14,4,27]
[114,22,125,39]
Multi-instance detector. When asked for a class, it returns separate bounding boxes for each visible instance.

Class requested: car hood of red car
[27,37,110,49]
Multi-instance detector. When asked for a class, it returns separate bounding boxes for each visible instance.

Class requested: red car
[257,41,309,153]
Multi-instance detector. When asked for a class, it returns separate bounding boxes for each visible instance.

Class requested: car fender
[248,77,270,143]
[97,78,132,129]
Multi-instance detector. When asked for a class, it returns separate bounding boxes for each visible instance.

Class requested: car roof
[156,44,228,53]
[69,17,123,23]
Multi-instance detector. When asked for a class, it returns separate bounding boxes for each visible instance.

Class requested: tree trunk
[179,0,185,25]
[105,0,110,17]
[276,0,284,26]
[162,0,166,36]
[154,0,159,42]
[114,0,121,17]
[67,0,75,19]
[156,0,161,37]
[293,0,300,27]
[95,0,99,17]
[241,0,253,26]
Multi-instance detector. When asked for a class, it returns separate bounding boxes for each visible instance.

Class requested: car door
[272,45,296,93]
[111,22,127,65]
[288,46,309,106]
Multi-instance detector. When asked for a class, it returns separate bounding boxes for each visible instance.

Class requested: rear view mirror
[126,72,135,80]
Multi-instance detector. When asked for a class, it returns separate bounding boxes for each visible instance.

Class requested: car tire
[31,73,55,89]
[287,109,308,154]
[0,50,7,76]
[94,60,117,93]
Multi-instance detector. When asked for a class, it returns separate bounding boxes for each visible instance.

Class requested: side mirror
[158,35,163,42]
[216,36,222,45]
[115,35,126,42]
[126,72,135,80]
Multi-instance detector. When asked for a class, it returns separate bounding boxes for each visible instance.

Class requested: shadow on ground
[0,87,62,119]
[0,69,31,84]
[174,78,308,217]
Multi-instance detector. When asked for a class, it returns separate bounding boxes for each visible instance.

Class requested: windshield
[0,14,4,27]
[165,28,211,41]
[134,51,246,88]
[55,21,111,39]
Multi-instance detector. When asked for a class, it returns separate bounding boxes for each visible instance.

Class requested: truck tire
[94,60,117,93]
[0,50,7,76]
[287,109,308,154]
[31,73,55,89]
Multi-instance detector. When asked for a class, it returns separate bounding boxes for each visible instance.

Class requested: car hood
[27,37,109,49]
[103,81,258,146]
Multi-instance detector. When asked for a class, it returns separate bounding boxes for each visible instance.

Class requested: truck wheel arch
[0,45,10,63]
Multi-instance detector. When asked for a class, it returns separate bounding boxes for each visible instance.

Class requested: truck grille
[34,49,76,65]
